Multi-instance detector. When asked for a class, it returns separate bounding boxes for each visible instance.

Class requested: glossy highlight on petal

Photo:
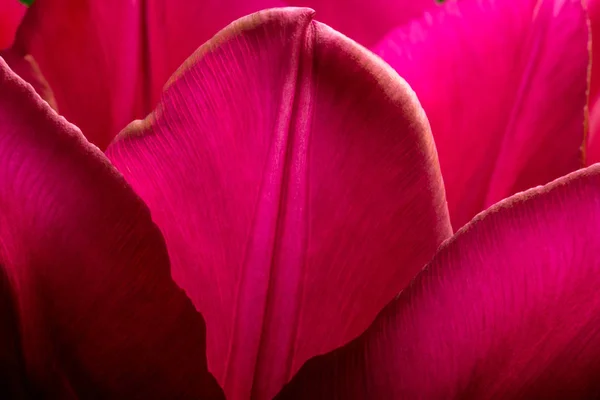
[106,7,452,400]
[277,164,600,399]
[374,0,589,229]
[0,58,224,398]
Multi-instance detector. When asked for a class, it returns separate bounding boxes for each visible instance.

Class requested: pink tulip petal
[0,58,224,398]
[0,0,26,49]
[16,0,283,149]
[276,163,600,399]
[586,0,600,163]
[144,0,284,108]
[106,7,452,400]
[374,0,589,229]
[15,0,148,150]
[1,48,57,111]
[283,0,446,47]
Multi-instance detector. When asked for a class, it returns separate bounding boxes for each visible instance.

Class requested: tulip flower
[9,0,590,230]
[2,7,452,399]
[7,0,439,150]
[0,3,596,400]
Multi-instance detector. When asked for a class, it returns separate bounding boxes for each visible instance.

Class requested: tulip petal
[374,0,589,229]
[1,48,57,111]
[106,7,452,400]
[586,0,600,163]
[0,58,224,398]
[15,0,283,149]
[14,0,149,150]
[144,0,284,108]
[0,0,26,49]
[276,163,600,399]
[283,0,444,47]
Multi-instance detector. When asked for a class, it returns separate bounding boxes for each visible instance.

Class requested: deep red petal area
[0,58,224,399]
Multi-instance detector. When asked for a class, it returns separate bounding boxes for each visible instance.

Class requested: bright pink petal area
[15,0,283,149]
[283,0,445,47]
[0,0,26,50]
[276,163,600,399]
[0,58,224,398]
[106,7,452,400]
[374,0,589,230]
[1,48,57,111]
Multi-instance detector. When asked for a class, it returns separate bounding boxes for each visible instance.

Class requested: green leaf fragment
[19,0,35,7]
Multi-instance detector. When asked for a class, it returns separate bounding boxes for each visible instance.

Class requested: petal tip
[165,7,316,90]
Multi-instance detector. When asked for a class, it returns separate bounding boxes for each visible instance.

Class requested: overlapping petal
[374,0,589,229]
[15,0,283,149]
[14,0,146,149]
[276,163,600,399]
[0,58,223,398]
[106,7,452,400]
[283,0,444,47]
[1,47,57,111]
[13,0,441,149]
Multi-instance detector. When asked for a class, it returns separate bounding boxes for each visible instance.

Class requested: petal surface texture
[374,0,589,229]
[0,58,224,398]
[106,7,453,400]
[276,164,600,399]
[1,48,57,111]
[15,0,283,149]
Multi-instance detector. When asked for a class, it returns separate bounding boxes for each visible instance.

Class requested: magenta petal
[0,0,26,49]
[374,0,589,229]
[144,0,284,108]
[16,0,284,149]
[0,58,224,398]
[15,0,145,149]
[586,0,600,164]
[282,0,443,47]
[106,7,452,400]
[1,48,57,111]
[276,164,600,399]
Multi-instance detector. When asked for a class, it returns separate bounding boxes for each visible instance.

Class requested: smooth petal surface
[106,8,452,400]
[15,0,283,149]
[276,164,600,399]
[15,0,147,150]
[1,48,57,111]
[374,0,589,229]
[283,0,444,47]
[0,58,224,398]
[0,0,26,49]
[586,0,600,163]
